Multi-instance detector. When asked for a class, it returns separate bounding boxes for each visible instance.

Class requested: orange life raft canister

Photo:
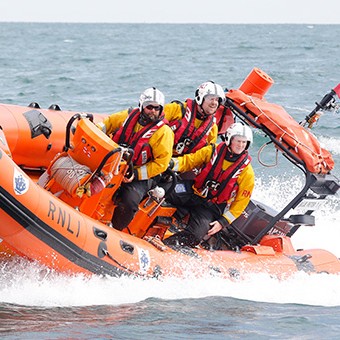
[239,67,274,99]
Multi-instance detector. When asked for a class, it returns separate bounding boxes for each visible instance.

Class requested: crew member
[163,81,230,156]
[97,87,174,231]
[164,122,254,247]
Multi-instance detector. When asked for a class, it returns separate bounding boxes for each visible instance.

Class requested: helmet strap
[225,148,245,162]
[197,103,208,120]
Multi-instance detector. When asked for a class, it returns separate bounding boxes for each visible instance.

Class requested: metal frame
[224,98,339,245]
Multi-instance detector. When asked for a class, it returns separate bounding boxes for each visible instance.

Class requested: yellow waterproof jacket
[163,101,218,146]
[98,109,174,180]
[172,144,255,224]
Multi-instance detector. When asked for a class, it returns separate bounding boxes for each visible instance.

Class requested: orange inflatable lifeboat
[0,70,340,280]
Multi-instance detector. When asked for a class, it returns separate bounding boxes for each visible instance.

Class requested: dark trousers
[164,183,224,247]
[111,180,152,230]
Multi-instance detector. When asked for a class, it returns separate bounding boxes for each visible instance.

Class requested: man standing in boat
[97,87,174,231]
[163,81,231,157]
[164,122,254,248]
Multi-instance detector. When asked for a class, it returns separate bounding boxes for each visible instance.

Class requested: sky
[1,0,340,24]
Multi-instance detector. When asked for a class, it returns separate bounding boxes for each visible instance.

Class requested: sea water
[1,23,340,339]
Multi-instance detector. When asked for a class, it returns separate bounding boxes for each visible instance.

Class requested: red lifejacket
[169,99,215,155]
[194,143,251,204]
[214,105,235,135]
[113,108,166,166]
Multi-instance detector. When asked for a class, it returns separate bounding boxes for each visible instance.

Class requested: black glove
[218,216,231,230]
[133,169,139,180]
[168,158,175,169]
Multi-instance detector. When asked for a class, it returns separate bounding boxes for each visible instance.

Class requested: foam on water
[253,174,340,258]
[1,257,339,308]
[319,135,340,156]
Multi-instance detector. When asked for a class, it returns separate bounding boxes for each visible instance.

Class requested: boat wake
[319,135,340,157]
[0,256,339,308]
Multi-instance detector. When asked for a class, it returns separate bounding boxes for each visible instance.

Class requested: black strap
[179,100,196,140]
[217,105,228,131]
[203,143,224,185]
[185,118,214,153]
[118,109,159,147]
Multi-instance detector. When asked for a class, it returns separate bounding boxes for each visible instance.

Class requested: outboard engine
[213,199,295,250]
[231,200,294,240]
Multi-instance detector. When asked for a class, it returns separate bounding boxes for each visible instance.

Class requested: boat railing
[250,171,339,244]
[224,93,340,246]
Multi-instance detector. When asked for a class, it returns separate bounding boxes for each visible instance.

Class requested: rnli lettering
[242,190,251,198]
[48,200,81,237]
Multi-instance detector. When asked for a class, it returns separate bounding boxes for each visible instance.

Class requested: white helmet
[225,122,253,149]
[139,87,165,110]
[195,81,225,106]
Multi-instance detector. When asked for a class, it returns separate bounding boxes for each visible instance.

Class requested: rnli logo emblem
[138,247,150,274]
[13,168,29,195]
